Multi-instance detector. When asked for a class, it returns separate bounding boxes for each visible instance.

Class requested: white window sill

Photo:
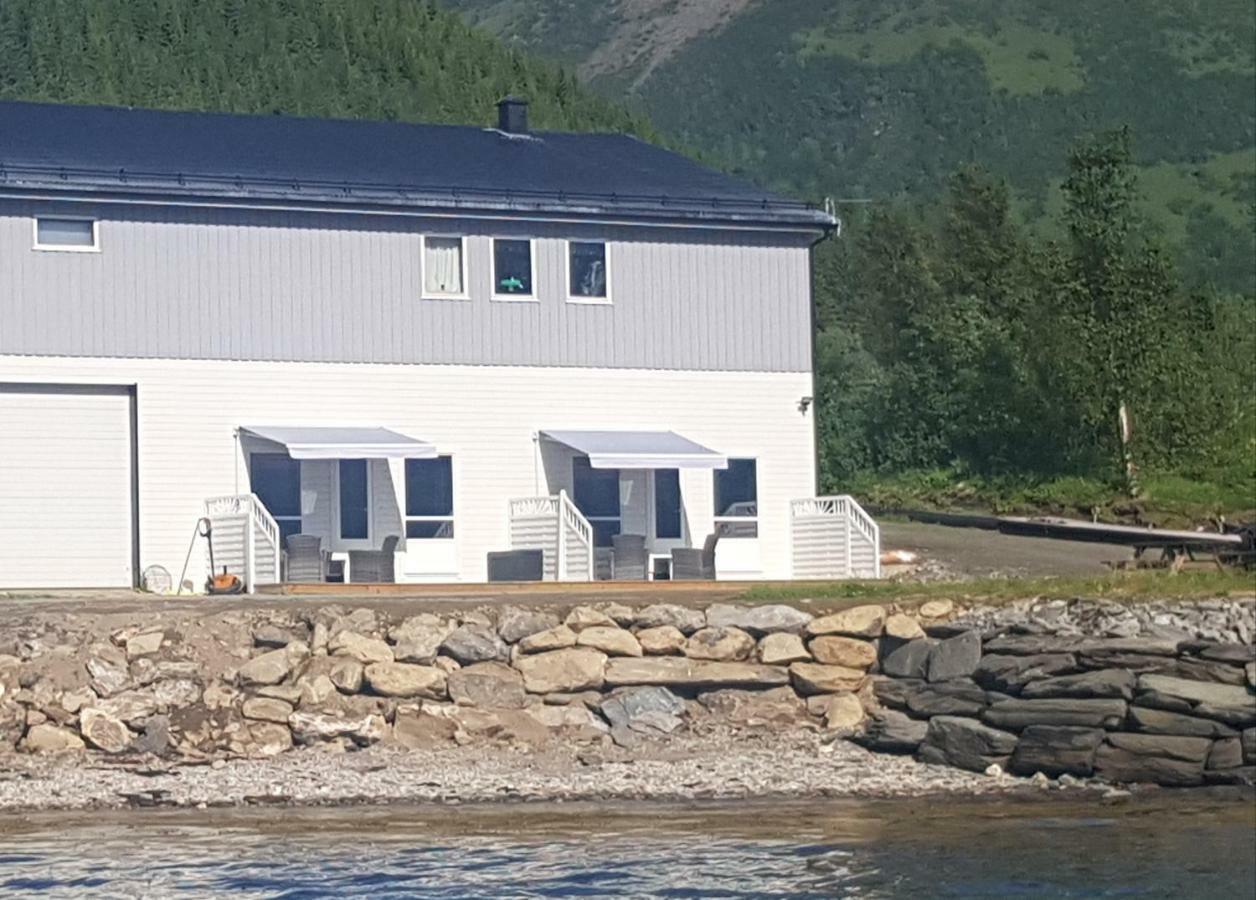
[491,295,540,303]
[566,295,612,306]
[32,244,101,254]
[421,293,470,302]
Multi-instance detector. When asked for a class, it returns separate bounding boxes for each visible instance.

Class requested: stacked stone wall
[3,597,1253,787]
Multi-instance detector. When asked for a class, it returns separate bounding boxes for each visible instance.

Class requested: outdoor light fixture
[798,396,813,414]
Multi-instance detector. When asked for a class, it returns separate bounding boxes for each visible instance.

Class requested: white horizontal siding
[0,201,813,373]
[0,355,816,585]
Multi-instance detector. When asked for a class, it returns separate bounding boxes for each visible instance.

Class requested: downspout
[807,213,840,498]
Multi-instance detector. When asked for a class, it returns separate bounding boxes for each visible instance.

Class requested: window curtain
[425,239,463,294]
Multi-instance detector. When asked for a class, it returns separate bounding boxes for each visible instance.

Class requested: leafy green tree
[1057,129,1184,494]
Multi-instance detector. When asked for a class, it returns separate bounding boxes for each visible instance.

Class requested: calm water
[1,797,1253,898]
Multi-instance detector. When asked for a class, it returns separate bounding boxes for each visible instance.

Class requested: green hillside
[448,0,1256,295]
[1,0,1250,521]
[0,0,651,137]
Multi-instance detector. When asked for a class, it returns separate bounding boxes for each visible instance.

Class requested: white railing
[204,493,282,592]
[790,495,881,580]
[558,490,594,581]
[508,491,594,581]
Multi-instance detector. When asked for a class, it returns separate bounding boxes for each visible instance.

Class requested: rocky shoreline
[1,593,1253,812]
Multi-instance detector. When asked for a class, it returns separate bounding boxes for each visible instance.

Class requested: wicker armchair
[348,534,400,583]
[611,533,648,581]
[671,532,718,580]
[285,534,325,583]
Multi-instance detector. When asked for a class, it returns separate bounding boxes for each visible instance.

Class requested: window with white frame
[492,238,535,298]
[567,241,609,301]
[713,458,758,538]
[422,236,467,298]
[405,456,454,538]
[34,217,98,252]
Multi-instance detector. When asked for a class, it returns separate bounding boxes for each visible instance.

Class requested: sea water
[1,796,1252,898]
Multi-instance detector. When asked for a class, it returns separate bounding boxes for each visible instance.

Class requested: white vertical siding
[0,355,815,585]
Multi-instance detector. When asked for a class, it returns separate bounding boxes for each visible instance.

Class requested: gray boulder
[601,686,685,736]
[1174,657,1248,686]
[1207,736,1243,770]
[905,680,992,718]
[1093,733,1210,786]
[973,653,1079,693]
[982,697,1127,731]
[1243,727,1256,765]
[632,604,705,635]
[918,716,1018,772]
[440,625,508,664]
[1127,705,1237,738]
[1078,637,1181,657]
[1198,643,1256,664]
[881,639,935,679]
[703,604,813,636]
[983,634,1081,656]
[855,710,928,753]
[1020,669,1135,701]
[497,608,561,645]
[447,661,526,709]
[1009,726,1105,777]
[1136,674,1256,728]
[926,631,982,682]
[1075,651,1178,675]
[871,676,920,711]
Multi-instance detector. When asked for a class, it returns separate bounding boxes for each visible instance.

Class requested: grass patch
[1024,149,1256,247]
[738,569,1255,610]
[843,467,1255,528]
[796,18,1084,96]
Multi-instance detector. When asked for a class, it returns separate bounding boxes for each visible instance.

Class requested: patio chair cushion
[487,549,544,582]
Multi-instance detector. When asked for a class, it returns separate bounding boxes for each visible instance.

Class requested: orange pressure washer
[200,517,244,595]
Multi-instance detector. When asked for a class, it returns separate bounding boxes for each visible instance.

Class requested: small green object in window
[500,276,525,292]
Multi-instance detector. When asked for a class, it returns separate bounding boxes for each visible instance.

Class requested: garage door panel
[0,387,134,588]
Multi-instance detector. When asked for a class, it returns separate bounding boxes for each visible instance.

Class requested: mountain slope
[0,0,652,137]
[448,0,1256,294]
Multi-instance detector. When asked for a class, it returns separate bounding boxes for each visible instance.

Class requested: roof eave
[0,171,835,234]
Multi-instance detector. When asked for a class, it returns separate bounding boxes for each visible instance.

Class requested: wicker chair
[611,533,648,581]
[671,532,719,581]
[285,534,325,583]
[348,534,400,583]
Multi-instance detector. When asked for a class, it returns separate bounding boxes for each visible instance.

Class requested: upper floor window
[492,238,535,300]
[567,241,609,303]
[422,235,467,299]
[34,217,99,252]
[714,458,758,538]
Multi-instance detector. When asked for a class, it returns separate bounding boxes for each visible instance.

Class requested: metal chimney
[496,96,529,135]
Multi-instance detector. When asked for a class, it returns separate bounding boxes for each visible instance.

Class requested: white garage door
[0,386,135,588]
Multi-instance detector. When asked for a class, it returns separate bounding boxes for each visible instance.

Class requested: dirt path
[880,520,1132,578]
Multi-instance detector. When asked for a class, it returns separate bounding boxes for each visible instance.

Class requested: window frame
[490,237,539,302]
[32,216,100,253]
[404,455,456,540]
[713,457,759,539]
[419,234,470,301]
[564,239,612,305]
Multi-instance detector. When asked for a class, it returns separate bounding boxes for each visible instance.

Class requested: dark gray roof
[0,100,833,231]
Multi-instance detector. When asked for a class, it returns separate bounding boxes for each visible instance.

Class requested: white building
[0,98,878,590]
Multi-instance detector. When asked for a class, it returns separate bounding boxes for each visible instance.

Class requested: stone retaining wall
[3,597,1253,788]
